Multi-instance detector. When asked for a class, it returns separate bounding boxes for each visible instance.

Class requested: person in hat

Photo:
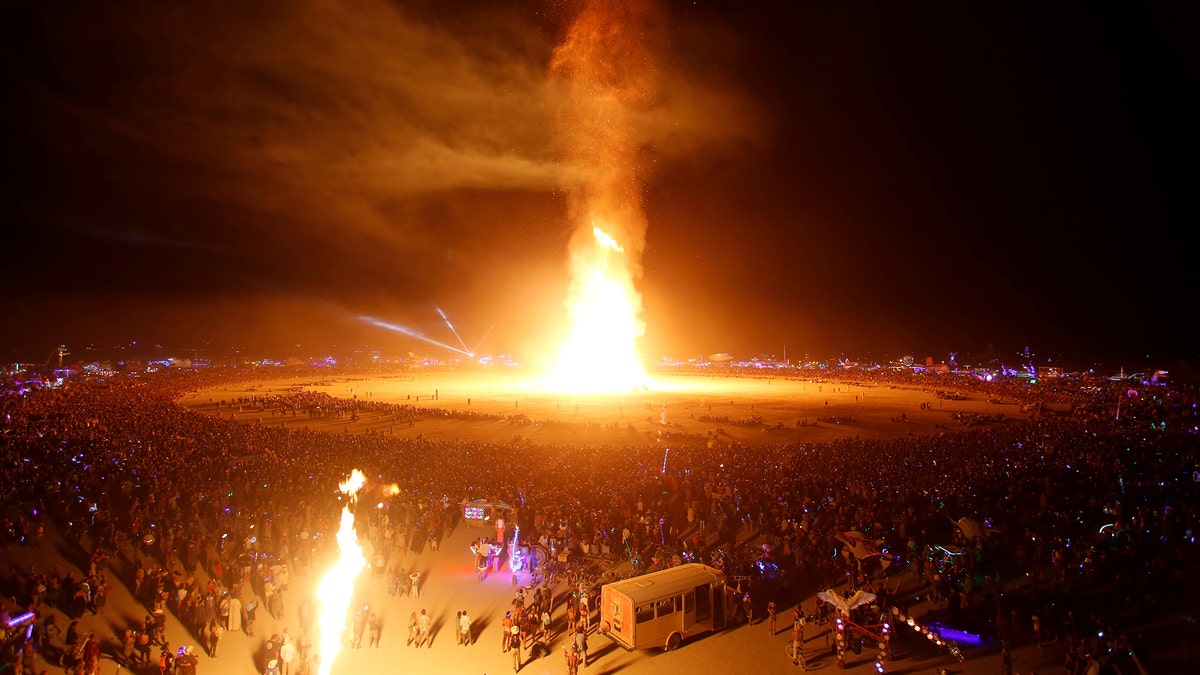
[157,642,174,675]
[510,624,522,672]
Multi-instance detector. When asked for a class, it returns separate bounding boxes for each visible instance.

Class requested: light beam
[358,315,472,356]
[436,306,473,355]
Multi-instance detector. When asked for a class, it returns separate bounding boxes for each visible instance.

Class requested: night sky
[3,1,1195,365]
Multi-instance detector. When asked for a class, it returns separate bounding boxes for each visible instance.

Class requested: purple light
[928,622,984,645]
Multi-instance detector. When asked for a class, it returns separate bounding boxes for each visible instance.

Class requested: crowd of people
[0,361,1196,674]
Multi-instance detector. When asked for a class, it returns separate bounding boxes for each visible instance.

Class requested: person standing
[580,593,591,632]
[136,625,152,664]
[351,610,366,649]
[368,611,382,648]
[208,619,223,657]
[219,592,231,630]
[244,597,257,637]
[227,593,242,633]
[573,627,588,668]
[93,577,109,615]
[564,643,580,675]
[454,611,463,646]
[176,645,199,675]
[459,610,472,646]
[416,608,432,648]
[768,601,778,635]
[121,629,136,667]
[791,617,807,669]
[476,550,489,582]
[501,611,513,652]
[510,625,522,672]
[407,612,418,646]
[409,571,421,599]
[39,614,62,654]
[278,635,297,675]
[157,643,175,675]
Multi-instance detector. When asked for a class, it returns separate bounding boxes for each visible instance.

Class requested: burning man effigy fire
[546,0,666,393]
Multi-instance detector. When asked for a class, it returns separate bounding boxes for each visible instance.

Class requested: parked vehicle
[598,563,739,651]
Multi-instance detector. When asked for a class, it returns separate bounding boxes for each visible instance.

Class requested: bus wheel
[666,632,682,651]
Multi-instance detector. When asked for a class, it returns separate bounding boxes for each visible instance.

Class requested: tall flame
[547,0,665,393]
[315,470,368,675]
[549,225,646,391]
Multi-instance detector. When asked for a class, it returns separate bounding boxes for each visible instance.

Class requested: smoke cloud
[8,0,767,354]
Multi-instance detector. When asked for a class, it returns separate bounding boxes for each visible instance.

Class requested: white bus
[598,563,739,651]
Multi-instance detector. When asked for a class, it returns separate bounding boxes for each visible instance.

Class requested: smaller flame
[340,471,366,494]
[315,470,368,675]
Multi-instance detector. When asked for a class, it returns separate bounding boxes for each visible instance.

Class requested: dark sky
[3,0,1195,365]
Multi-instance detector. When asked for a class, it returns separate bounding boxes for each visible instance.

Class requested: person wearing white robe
[226,595,242,632]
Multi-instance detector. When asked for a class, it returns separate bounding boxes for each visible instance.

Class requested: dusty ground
[8,521,1070,675]
[182,369,1028,446]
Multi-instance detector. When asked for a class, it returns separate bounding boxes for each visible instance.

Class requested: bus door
[711,583,726,628]
[683,589,697,632]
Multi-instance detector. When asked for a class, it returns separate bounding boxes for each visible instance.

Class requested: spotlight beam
[471,323,496,356]
[358,316,472,356]
[436,306,472,354]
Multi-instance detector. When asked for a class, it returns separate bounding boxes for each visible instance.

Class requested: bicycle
[784,642,808,669]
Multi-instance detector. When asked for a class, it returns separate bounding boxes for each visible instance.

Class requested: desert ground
[182,369,1029,446]
[7,516,1070,675]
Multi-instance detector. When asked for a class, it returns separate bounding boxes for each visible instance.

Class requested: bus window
[656,597,676,618]
[684,590,695,614]
[636,605,655,624]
